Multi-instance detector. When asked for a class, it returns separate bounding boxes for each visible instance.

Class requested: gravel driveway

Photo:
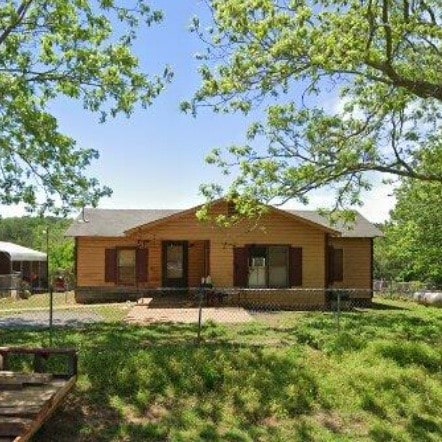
[0,310,104,329]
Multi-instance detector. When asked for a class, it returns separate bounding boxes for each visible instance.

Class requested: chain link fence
[373,279,440,299]
[1,284,439,441]
[0,273,22,298]
[0,285,385,342]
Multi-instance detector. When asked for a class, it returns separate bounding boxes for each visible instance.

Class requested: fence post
[336,290,341,333]
[197,287,204,342]
[49,285,54,346]
[49,285,54,328]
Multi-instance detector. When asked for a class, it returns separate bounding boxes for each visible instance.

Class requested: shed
[0,242,47,291]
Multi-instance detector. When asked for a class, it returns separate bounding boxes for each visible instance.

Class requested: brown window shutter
[104,249,117,283]
[333,248,344,282]
[327,246,335,284]
[233,247,249,287]
[289,247,303,286]
[203,240,210,277]
[136,248,149,283]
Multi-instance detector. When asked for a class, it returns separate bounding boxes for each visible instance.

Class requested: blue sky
[0,0,395,222]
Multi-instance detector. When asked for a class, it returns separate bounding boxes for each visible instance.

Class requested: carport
[0,241,47,291]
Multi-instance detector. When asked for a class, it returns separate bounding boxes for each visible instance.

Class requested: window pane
[268,246,288,287]
[118,249,135,266]
[119,267,135,285]
[248,246,267,287]
[248,267,267,287]
[166,244,183,278]
[250,247,266,260]
[118,249,135,285]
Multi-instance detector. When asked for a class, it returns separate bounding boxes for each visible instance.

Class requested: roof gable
[123,201,342,236]
[124,202,209,235]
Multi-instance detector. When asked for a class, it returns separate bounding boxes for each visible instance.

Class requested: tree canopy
[186,0,442,214]
[374,156,442,285]
[0,0,171,214]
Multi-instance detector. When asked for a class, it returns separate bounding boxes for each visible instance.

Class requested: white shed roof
[0,242,47,262]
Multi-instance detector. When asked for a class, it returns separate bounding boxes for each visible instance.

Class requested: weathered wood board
[0,348,77,442]
[0,374,76,442]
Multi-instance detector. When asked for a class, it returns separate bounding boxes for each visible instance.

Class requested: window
[248,247,267,287]
[248,246,289,288]
[117,249,136,285]
[268,246,289,287]
[165,243,184,279]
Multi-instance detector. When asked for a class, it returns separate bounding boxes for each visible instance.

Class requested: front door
[162,241,188,288]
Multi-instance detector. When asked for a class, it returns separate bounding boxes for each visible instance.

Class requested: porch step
[136,297,153,305]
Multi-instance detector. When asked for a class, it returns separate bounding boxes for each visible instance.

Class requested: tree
[374,157,442,285]
[1,0,172,213]
[0,216,39,247]
[186,0,441,215]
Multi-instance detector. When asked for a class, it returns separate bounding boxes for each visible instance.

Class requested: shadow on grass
[271,307,442,354]
[1,323,324,441]
[1,305,441,441]
[373,341,442,373]
[71,341,317,440]
[369,414,442,442]
[408,414,441,442]
[369,301,410,311]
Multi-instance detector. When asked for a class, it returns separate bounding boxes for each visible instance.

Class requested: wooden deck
[0,348,77,442]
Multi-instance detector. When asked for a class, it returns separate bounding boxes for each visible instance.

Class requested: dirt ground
[126,306,254,324]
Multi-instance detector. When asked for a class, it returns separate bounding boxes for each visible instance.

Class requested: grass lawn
[0,291,130,322]
[1,297,441,441]
[0,291,77,310]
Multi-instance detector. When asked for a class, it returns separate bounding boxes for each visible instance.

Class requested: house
[66,200,382,308]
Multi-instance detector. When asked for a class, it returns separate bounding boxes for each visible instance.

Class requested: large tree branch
[0,0,33,46]
[382,0,393,63]
[365,1,441,100]
[354,163,441,182]
[365,59,442,100]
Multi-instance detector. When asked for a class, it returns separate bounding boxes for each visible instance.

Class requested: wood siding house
[66,201,382,308]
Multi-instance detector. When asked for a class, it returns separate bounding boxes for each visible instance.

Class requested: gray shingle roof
[66,207,382,238]
[285,211,383,238]
[65,209,180,237]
